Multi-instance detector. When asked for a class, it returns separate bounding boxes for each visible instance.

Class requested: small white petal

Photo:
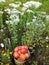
[32,19,36,22]
[0,43,4,47]
[26,22,30,26]
[21,12,24,16]
[33,16,37,19]
[27,9,33,13]
[46,15,49,21]
[46,36,49,39]
[10,20,13,24]
[0,29,3,32]
[6,21,9,24]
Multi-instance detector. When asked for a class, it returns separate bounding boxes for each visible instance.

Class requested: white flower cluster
[0,0,5,2]
[23,1,42,9]
[6,15,20,24]
[5,8,20,24]
[5,8,20,14]
[10,8,20,14]
[4,8,10,14]
[26,12,45,32]
[9,3,20,8]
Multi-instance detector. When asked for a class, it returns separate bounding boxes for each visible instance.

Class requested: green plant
[0,50,12,65]
[32,61,38,65]
[21,11,46,48]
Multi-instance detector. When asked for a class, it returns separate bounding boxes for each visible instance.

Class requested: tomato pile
[13,46,30,61]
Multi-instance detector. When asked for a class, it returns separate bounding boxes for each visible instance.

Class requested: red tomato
[17,57,22,60]
[13,52,19,58]
[14,47,19,52]
[18,46,21,50]
[21,46,28,51]
[18,54,25,61]
[24,46,28,50]
[18,50,21,55]
[25,53,29,59]
[21,46,25,49]
[21,48,27,54]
